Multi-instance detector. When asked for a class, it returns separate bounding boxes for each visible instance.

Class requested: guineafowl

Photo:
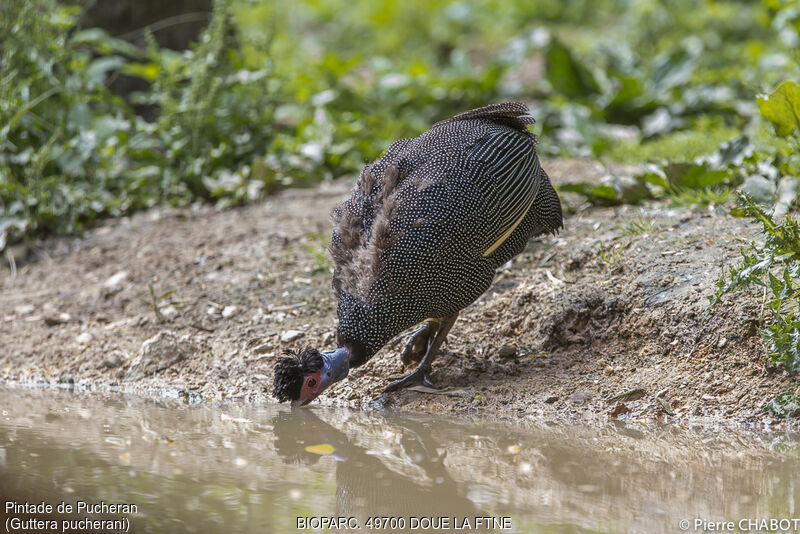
[273,102,562,405]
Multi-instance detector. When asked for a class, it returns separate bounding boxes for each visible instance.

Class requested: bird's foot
[399,321,436,365]
[383,365,438,392]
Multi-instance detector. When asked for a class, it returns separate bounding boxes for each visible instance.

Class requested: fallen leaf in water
[305,443,335,455]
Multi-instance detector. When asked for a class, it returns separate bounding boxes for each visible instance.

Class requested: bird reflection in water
[271,409,492,533]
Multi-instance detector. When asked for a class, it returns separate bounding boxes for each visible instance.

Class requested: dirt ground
[1,159,796,428]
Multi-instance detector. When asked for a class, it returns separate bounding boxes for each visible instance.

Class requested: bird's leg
[384,314,457,392]
[399,319,439,365]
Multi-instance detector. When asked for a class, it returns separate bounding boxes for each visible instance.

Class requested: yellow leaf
[304,443,335,455]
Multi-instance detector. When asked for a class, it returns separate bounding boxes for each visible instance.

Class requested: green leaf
[558,183,619,204]
[0,86,62,142]
[71,28,143,58]
[652,48,696,90]
[763,392,800,418]
[545,40,600,99]
[757,81,800,137]
[768,271,784,300]
[87,56,125,84]
[716,135,752,167]
[664,162,730,188]
[122,62,161,83]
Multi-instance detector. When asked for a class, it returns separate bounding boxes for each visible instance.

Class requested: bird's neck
[335,292,391,365]
[340,338,371,368]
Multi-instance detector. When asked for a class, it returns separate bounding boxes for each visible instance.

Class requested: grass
[617,216,656,236]
[138,281,177,322]
[597,240,627,269]
[604,124,741,164]
[665,185,734,208]
[303,232,333,273]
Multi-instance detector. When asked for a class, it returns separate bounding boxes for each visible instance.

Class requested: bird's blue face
[292,347,350,406]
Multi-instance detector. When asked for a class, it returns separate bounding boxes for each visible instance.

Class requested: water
[0,387,798,534]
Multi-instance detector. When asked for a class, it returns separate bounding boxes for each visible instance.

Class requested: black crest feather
[272,347,323,402]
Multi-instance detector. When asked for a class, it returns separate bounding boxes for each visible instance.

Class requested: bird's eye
[307,378,317,388]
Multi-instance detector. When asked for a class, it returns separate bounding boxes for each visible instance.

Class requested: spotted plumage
[273,102,562,404]
[330,102,562,363]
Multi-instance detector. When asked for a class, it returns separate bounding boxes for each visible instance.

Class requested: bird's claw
[391,322,436,365]
[400,325,432,365]
[383,367,438,392]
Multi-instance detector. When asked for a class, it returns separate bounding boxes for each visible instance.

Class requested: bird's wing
[466,127,542,256]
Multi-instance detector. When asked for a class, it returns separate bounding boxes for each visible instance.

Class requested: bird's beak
[320,347,350,390]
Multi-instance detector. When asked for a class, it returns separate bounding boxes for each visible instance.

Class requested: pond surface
[0,387,798,534]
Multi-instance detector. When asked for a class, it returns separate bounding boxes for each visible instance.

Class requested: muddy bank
[0,159,794,428]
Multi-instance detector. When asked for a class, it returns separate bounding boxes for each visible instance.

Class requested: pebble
[281,330,305,343]
[371,396,392,409]
[76,332,93,344]
[610,403,629,417]
[44,313,71,326]
[657,397,675,416]
[221,306,237,318]
[497,345,517,359]
[252,343,273,355]
[103,271,128,288]
[126,331,195,381]
[98,350,128,369]
[569,391,594,405]
[14,304,35,315]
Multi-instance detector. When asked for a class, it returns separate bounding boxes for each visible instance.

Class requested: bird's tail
[440,102,535,132]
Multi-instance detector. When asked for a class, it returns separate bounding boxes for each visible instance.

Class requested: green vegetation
[763,392,800,419]
[2,0,799,251]
[617,216,656,237]
[597,241,627,269]
[303,232,333,273]
[139,281,178,322]
[0,0,281,247]
[707,78,800,378]
[708,193,800,373]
